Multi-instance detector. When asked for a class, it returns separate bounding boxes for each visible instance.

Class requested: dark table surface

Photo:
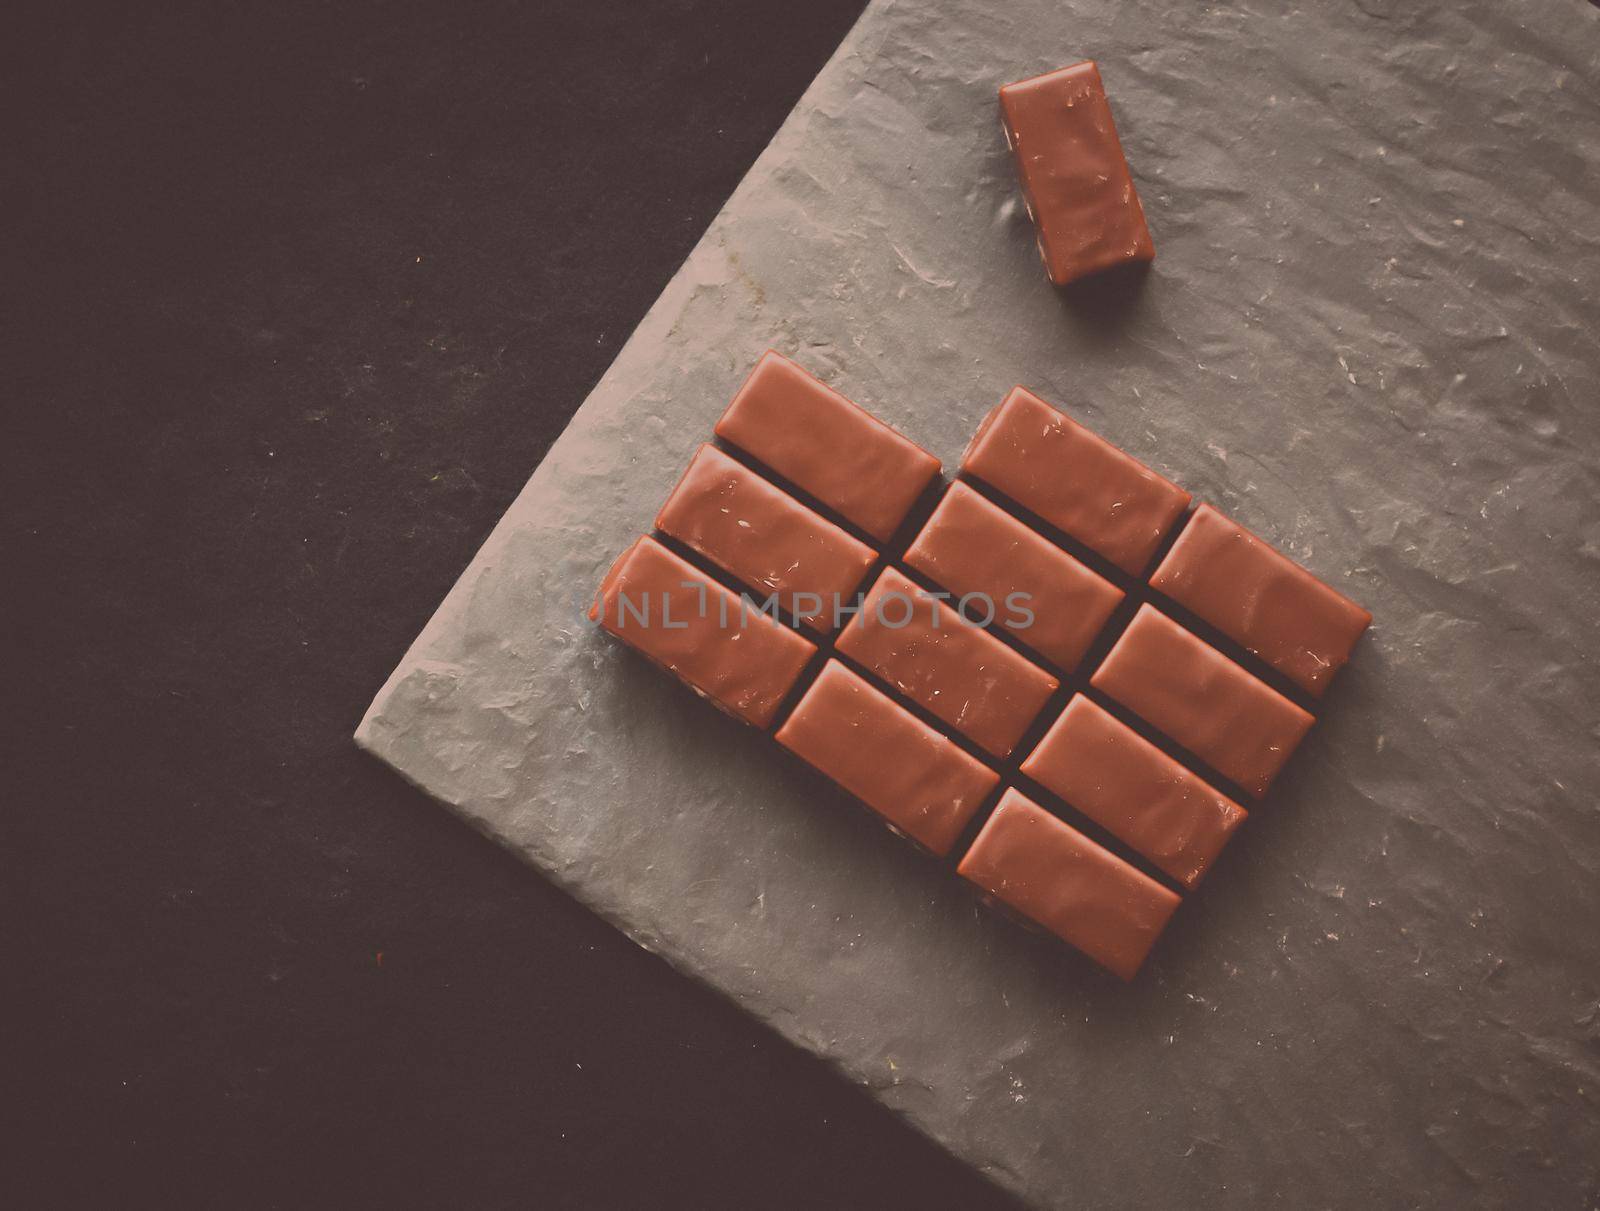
[8,3,1019,1207]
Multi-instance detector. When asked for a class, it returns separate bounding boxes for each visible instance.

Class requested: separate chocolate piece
[998,61,1155,286]
[714,351,941,542]
[776,660,999,856]
[958,788,1179,980]
[591,536,815,729]
[655,444,877,634]
[1150,503,1372,698]
[903,480,1124,671]
[1022,695,1246,889]
[962,388,1190,576]
[835,566,1059,759]
[1090,605,1313,797]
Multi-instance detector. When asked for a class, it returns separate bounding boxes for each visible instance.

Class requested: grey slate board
[356,1,1600,1205]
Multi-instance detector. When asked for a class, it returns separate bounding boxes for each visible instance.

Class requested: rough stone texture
[358,1,1600,1205]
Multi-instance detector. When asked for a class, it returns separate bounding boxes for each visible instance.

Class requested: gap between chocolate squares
[956,471,1323,719]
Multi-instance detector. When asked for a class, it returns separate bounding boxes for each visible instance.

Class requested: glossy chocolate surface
[590,535,816,729]
[714,350,940,541]
[776,660,999,857]
[835,566,1059,759]
[1090,604,1314,797]
[902,480,1124,670]
[1022,694,1246,889]
[961,387,1191,575]
[999,60,1155,286]
[655,444,877,633]
[958,788,1180,980]
[1151,503,1372,698]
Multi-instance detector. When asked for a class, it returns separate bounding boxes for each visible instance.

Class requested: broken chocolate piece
[776,660,999,856]
[1150,503,1372,698]
[591,536,815,729]
[999,60,1155,285]
[835,566,1060,759]
[961,387,1191,576]
[1021,694,1246,889]
[1089,604,1313,797]
[714,351,941,542]
[903,480,1124,670]
[655,444,877,634]
[958,788,1179,980]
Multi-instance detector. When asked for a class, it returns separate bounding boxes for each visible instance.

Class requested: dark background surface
[6,3,1017,1207]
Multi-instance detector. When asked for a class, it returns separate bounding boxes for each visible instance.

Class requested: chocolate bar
[776,660,999,856]
[999,60,1155,286]
[591,536,816,728]
[714,351,941,542]
[1090,604,1314,797]
[962,387,1190,576]
[958,788,1180,980]
[835,566,1060,759]
[655,444,877,634]
[902,481,1124,671]
[1150,503,1371,697]
[591,343,1368,980]
[1021,694,1246,889]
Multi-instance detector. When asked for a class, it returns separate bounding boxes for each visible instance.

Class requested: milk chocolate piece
[903,480,1124,670]
[776,660,999,856]
[655,444,877,634]
[714,351,941,542]
[958,788,1179,980]
[590,536,816,729]
[1150,503,1372,698]
[1022,695,1246,889]
[962,388,1190,576]
[835,566,1059,759]
[999,61,1155,286]
[1090,605,1313,796]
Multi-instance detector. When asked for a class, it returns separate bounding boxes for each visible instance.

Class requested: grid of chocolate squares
[591,351,1372,980]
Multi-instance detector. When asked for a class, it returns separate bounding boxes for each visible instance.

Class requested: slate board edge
[353,3,1037,1204]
